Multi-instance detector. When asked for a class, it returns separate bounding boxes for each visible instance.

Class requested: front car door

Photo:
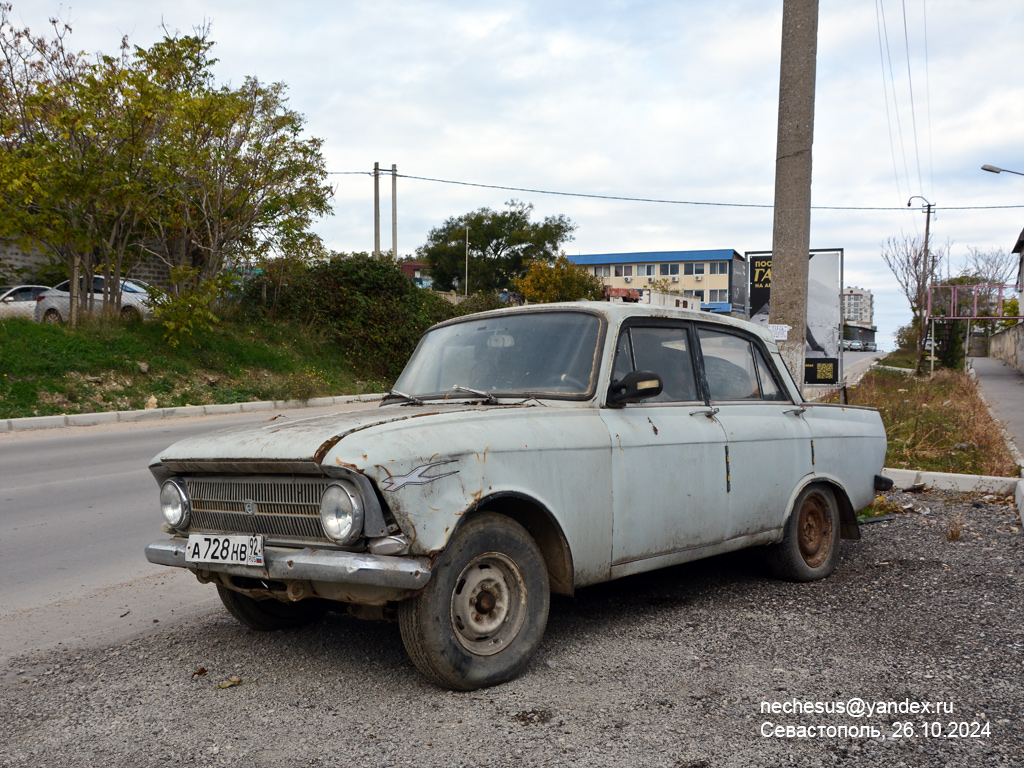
[600,319,732,574]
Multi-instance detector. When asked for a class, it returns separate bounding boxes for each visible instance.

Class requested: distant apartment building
[842,286,874,326]
[567,249,746,314]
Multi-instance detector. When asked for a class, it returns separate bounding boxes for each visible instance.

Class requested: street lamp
[465,227,470,296]
[981,164,1024,176]
[982,165,1024,292]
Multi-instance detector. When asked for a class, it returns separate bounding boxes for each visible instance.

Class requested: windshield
[394,310,602,399]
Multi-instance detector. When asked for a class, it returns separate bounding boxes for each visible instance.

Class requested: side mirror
[607,370,663,406]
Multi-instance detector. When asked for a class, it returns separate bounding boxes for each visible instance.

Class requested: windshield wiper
[385,389,424,406]
[450,385,499,404]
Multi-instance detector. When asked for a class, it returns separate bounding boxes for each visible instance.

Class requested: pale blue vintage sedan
[146,302,888,689]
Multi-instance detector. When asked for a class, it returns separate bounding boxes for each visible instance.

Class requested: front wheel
[216,585,329,631]
[398,512,550,690]
[765,485,840,582]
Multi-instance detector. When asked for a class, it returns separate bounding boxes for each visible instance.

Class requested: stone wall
[0,238,171,287]
[990,322,1024,373]
[0,239,48,282]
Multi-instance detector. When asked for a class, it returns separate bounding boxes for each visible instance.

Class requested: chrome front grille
[186,476,328,543]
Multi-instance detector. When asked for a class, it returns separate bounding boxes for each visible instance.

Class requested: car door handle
[784,406,808,416]
[689,407,720,419]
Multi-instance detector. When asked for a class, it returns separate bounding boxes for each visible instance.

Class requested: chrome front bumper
[145,538,432,590]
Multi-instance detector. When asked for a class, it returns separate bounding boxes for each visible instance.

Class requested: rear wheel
[42,308,62,324]
[216,585,329,631]
[398,512,549,690]
[765,485,840,582]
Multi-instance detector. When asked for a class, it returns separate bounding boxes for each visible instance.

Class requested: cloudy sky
[8,1,1024,346]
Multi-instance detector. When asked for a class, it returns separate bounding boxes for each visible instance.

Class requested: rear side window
[698,328,787,402]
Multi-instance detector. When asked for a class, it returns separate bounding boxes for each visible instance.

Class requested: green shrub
[253,253,461,380]
[151,267,234,347]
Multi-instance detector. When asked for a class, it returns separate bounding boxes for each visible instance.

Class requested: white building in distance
[842,286,874,326]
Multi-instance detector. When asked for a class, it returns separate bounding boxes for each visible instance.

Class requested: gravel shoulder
[2,488,1022,768]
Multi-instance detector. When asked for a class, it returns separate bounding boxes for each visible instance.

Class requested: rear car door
[695,325,813,539]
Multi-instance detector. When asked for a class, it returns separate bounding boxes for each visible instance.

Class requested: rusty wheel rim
[450,552,527,657]
[797,493,833,569]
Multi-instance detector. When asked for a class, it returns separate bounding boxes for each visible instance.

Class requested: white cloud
[7,0,1024,346]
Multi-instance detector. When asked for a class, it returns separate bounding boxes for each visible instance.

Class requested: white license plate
[186,534,264,566]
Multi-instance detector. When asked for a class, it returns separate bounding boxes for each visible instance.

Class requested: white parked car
[146,302,889,689]
[0,284,50,319]
[35,276,153,323]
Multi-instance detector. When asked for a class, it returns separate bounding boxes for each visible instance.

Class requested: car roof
[432,300,776,347]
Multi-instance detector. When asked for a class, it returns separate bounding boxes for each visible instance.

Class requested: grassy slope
[847,368,1019,477]
[0,317,385,419]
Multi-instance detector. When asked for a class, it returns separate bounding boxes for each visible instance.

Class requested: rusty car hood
[150,402,512,473]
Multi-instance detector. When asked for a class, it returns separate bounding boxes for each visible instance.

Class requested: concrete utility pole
[768,0,819,386]
[373,162,381,257]
[392,164,398,260]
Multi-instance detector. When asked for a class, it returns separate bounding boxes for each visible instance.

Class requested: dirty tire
[42,308,62,324]
[216,585,329,631]
[398,512,550,690]
[119,305,141,321]
[765,485,840,582]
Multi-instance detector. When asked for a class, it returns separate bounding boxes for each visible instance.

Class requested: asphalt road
[0,401,379,669]
[842,350,884,385]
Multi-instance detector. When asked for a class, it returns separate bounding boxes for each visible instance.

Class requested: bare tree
[880,233,948,372]
[963,246,1017,285]
[958,246,1020,330]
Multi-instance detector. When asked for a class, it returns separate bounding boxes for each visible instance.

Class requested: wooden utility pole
[392,164,398,260]
[768,0,819,387]
[909,196,934,374]
[373,162,381,257]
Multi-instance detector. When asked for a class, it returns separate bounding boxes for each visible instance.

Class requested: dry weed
[849,369,1019,476]
[944,512,966,541]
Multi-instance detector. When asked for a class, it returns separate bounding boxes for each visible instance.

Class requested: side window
[611,325,699,402]
[753,346,787,401]
[698,328,761,401]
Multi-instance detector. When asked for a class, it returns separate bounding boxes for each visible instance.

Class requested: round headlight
[319,482,364,544]
[160,479,190,529]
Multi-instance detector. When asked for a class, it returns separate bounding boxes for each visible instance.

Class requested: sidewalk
[969,356,1024,469]
[0,393,385,433]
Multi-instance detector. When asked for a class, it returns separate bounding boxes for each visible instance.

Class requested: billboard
[745,249,843,385]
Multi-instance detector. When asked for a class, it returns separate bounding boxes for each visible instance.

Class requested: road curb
[883,466,1024,524]
[0,393,386,434]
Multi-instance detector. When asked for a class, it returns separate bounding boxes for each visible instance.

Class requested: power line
[875,0,903,202]
[326,170,1024,211]
[922,0,935,197]
[878,0,913,201]
[901,0,925,193]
